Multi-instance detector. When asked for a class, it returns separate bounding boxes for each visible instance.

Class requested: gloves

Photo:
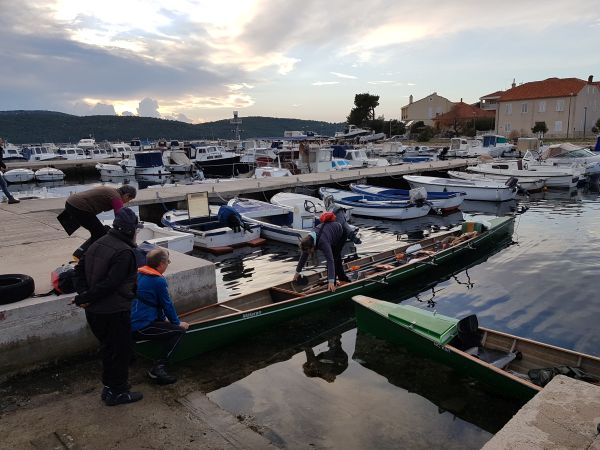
[73,292,90,306]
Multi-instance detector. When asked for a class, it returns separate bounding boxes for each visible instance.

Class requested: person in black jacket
[294,221,350,292]
[74,207,142,406]
[0,139,19,204]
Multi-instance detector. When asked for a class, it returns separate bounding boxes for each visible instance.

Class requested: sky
[1,0,599,124]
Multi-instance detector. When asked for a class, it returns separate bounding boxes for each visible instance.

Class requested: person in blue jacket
[131,248,189,385]
[217,205,250,232]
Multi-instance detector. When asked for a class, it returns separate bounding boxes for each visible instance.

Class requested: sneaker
[101,386,111,401]
[104,390,143,406]
[7,198,20,204]
[148,365,177,385]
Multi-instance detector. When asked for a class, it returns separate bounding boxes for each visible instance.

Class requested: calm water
[17,175,600,449]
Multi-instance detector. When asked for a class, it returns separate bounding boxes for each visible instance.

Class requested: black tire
[0,274,35,304]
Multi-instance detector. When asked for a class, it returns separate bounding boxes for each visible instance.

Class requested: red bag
[320,211,336,223]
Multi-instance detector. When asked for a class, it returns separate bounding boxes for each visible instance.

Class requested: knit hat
[113,207,142,237]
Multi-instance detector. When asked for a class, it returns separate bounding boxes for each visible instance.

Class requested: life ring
[0,274,35,304]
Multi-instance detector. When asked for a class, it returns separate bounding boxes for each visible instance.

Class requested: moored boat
[447,170,546,193]
[319,187,431,220]
[103,219,194,254]
[135,216,515,362]
[352,295,600,400]
[349,183,465,212]
[34,167,65,181]
[468,161,579,188]
[404,175,517,202]
[3,168,35,183]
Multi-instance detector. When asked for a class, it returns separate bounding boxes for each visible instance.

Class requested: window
[505,103,512,115]
[505,123,511,132]
[538,101,546,113]
[521,103,528,113]
[556,99,565,112]
[554,121,563,132]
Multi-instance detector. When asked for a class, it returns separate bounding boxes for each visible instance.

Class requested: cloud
[367,80,394,85]
[121,111,134,116]
[137,97,160,117]
[312,81,340,86]
[90,103,116,115]
[330,71,357,79]
[71,100,116,115]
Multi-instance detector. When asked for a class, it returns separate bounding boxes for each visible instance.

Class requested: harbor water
[9,174,600,448]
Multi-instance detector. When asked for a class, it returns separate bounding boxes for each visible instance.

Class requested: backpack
[51,263,78,294]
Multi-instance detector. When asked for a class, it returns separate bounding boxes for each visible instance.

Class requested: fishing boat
[447,170,545,193]
[352,295,600,400]
[319,187,431,220]
[228,197,317,244]
[349,183,465,212]
[135,216,515,362]
[3,168,35,183]
[34,167,65,182]
[404,175,517,202]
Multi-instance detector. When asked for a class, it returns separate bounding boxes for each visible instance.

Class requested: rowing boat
[135,216,515,362]
[352,295,600,400]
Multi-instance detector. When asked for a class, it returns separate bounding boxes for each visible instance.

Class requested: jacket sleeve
[156,278,180,325]
[296,251,309,273]
[84,250,136,302]
[319,240,336,282]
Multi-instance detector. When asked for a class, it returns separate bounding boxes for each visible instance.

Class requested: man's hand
[179,321,190,330]
[72,294,90,308]
[293,273,300,282]
[327,281,336,292]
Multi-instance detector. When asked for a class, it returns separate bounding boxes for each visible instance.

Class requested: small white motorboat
[161,194,263,253]
[447,171,546,193]
[95,160,135,177]
[3,168,35,183]
[34,167,65,182]
[255,166,292,178]
[103,220,194,254]
[319,187,431,220]
[349,183,465,213]
[403,175,517,202]
[467,161,579,188]
[228,197,317,245]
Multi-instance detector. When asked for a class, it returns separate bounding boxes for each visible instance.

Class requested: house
[401,93,454,126]
[495,76,600,138]
[479,90,506,112]
[434,101,495,132]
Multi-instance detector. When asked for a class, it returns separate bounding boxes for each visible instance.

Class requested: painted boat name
[243,311,262,319]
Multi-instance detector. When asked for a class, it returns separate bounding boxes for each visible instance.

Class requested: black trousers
[132,321,185,365]
[332,230,350,282]
[85,310,132,392]
[65,202,107,256]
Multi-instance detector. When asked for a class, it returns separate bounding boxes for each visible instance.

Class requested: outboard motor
[505,177,519,189]
[409,187,428,206]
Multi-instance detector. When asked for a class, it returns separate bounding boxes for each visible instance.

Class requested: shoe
[7,198,20,204]
[102,384,131,400]
[104,390,143,406]
[148,365,177,385]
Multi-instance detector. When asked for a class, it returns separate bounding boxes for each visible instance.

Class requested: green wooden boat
[353,295,600,400]
[136,216,515,362]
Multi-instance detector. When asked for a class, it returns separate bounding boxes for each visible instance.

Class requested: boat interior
[447,314,600,388]
[181,222,490,325]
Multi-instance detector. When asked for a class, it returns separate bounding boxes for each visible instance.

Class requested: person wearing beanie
[73,207,143,406]
[131,248,189,385]
[60,184,137,259]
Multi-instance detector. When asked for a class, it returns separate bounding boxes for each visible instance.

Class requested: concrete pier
[483,376,600,449]
[0,206,217,379]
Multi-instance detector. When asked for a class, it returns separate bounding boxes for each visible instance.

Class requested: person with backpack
[294,214,350,292]
[130,248,189,385]
[73,207,142,406]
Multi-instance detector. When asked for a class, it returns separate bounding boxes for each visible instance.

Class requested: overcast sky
[1,0,599,123]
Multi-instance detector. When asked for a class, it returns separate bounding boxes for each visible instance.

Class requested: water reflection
[352,331,523,434]
[302,335,349,382]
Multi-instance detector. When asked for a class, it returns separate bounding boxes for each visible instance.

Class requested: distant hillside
[0,110,344,144]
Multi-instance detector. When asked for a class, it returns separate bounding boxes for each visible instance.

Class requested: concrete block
[483,375,600,450]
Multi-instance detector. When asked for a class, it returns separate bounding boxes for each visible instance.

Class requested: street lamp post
[584,106,588,139]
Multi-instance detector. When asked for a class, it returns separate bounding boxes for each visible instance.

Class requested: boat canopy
[483,135,508,147]
[541,143,587,159]
[387,304,459,345]
[134,151,163,167]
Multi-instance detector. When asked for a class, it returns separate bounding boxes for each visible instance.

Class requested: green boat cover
[387,305,459,345]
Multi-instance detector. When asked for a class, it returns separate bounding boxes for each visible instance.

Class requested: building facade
[401,93,454,126]
[495,76,600,138]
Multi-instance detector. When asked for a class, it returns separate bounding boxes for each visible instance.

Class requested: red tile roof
[499,78,588,101]
[434,102,495,123]
[480,90,505,99]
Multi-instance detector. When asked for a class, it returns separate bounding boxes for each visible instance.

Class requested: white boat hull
[404,175,517,202]
[95,163,134,177]
[34,168,65,182]
[449,171,546,192]
[104,220,194,254]
[3,169,35,183]
[135,166,171,176]
[469,166,577,188]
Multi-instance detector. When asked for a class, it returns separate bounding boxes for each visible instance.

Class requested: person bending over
[131,248,189,385]
[294,221,350,292]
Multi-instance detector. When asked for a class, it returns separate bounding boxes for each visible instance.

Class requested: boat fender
[0,274,35,304]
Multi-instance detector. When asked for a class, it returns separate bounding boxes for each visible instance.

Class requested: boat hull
[350,184,465,212]
[194,156,252,177]
[3,169,35,183]
[404,176,517,202]
[136,217,515,362]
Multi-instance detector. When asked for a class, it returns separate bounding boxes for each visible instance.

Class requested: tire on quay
[0,274,35,304]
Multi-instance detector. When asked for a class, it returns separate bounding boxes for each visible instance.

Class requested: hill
[0,110,344,144]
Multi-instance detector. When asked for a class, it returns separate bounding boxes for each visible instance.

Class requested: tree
[417,126,435,142]
[591,118,600,134]
[347,93,380,127]
[532,121,548,137]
